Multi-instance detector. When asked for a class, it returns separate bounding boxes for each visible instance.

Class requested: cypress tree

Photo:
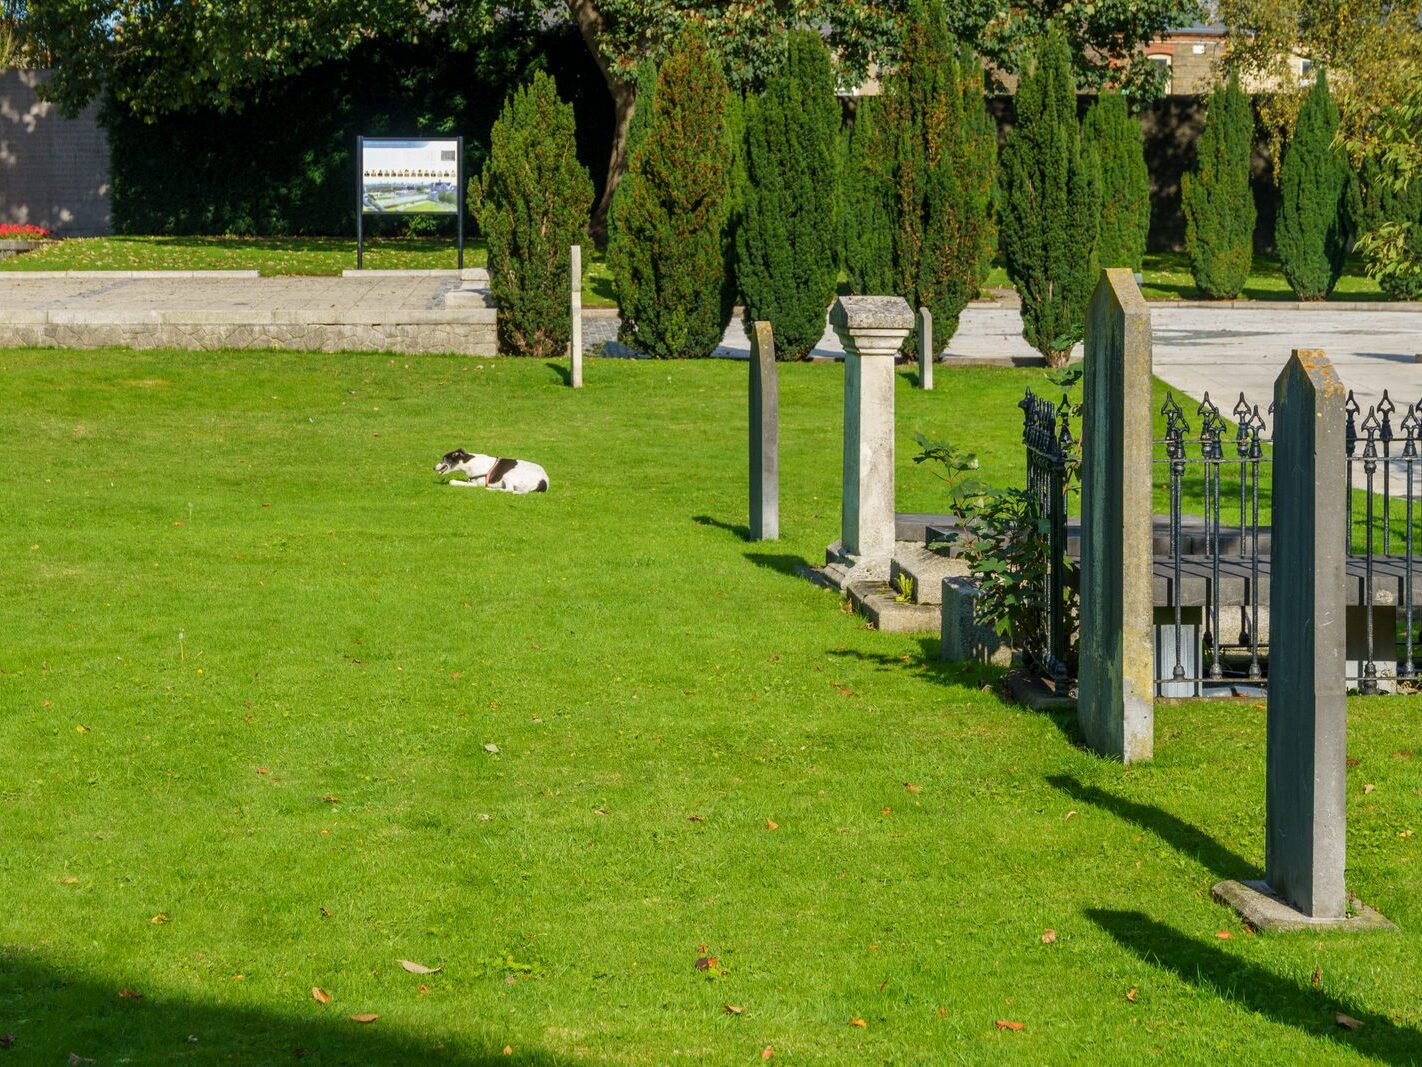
[880,0,997,344]
[1083,91,1150,271]
[999,28,1099,367]
[840,98,895,296]
[608,27,731,358]
[1277,70,1353,300]
[735,30,840,360]
[470,71,593,359]
[1182,73,1255,299]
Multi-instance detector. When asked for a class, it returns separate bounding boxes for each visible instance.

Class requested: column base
[1211,880,1396,933]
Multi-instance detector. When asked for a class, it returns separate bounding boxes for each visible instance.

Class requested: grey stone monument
[1213,350,1392,932]
[749,320,779,541]
[1078,269,1154,763]
[827,296,915,580]
[570,244,583,389]
[917,306,933,390]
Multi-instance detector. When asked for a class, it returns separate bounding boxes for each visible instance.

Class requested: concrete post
[828,296,914,579]
[749,321,779,541]
[570,244,583,388]
[1078,269,1155,763]
[1266,349,1348,918]
[917,306,933,390]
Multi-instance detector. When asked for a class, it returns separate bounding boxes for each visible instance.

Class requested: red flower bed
[0,223,53,239]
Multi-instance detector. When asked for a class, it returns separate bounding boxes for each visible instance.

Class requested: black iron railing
[1019,387,1074,687]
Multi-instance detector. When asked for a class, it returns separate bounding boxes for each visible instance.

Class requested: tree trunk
[568,0,635,247]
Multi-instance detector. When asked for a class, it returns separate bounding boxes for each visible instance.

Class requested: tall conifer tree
[1083,91,1150,271]
[608,26,731,358]
[840,98,895,296]
[736,31,840,360]
[999,28,1099,367]
[1277,70,1354,300]
[1182,73,1256,299]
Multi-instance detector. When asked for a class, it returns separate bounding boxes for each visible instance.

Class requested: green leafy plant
[893,573,916,604]
[470,71,592,358]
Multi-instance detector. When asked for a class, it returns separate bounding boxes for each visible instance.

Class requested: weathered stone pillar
[1267,349,1348,916]
[1212,350,1391,931]
[570,244,583,388]
[917,306,933,390]
[749,320,779,541]
[1079,269,1155,763]
[829,296,914,579]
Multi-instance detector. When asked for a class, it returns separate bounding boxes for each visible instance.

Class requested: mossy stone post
[570,244,583,388]
[749,320,779,541]
[917,307,933,390]
[829,296,915,579]
[1079,269,1154,762]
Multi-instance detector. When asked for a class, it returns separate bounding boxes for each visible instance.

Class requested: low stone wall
[0,309,497,356]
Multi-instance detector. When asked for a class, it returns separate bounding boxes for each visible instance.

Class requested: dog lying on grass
[435,449,549,494]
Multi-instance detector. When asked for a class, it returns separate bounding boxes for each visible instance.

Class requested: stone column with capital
[828,296,914,580]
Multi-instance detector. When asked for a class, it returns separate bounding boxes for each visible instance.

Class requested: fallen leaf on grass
[319,907,332,918]
[1125,988,1138,1003]
[1040,929,1057,944]
[320,795,340,804]
[503,1047,513,1056]
[995,1020,1024,1032]
[150,913,170,925]
[694,956,719,972]
[118,988,143,1000]
[417,984,431,995]
[687,814,705,823]
[904,783,921,794]
[484,743,500,754]
[398,960,441,975]
[849,1018,867,1029]
[761,1046,774,1061]
[60,876,79,885]
[349,1013,379,1024]
[312,987,332,1005]
[1312,967,1323,988]
[1064,810,1078,820]
[765,819,779,831]
[1364,783,1376,794]
[723,1004,743,1015]
[75,724,90,734]
[1335,1012,1364,1030]
[1216,931,1232,940]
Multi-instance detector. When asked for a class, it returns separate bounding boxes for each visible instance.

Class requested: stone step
[890,544,969,605]
[847,580,942,634]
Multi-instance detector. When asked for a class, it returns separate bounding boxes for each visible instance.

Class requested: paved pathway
[2,273,1419,423]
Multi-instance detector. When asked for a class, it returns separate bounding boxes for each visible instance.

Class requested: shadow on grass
[544,360,572,386]
[1049,774,1260,881]
[827,638,1007,695]
[744,552,810,578]
[692,514,750,541]
[1088,909,1419,1063]
[0,948,572,1065]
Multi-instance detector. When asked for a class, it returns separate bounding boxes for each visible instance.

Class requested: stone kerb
[1078,268,1155,763]
[1212,350,1393,933]
[917,306,933,390]
[828,296,914,580]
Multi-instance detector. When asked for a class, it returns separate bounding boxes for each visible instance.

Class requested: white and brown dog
[435,448,549,494]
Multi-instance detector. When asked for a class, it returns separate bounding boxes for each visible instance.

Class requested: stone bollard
[828,296,915,580]
[1212,350,1392,932]
[1078,269,1155,763]
[917,306,933,390]
[749,321,779,541]
[570,244,583,388]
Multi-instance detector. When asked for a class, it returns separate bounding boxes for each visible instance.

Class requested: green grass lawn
[3,353,1422,1064]
[983,250,1388,302]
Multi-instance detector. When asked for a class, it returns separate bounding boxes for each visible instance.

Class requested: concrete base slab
[891,544,969,606]
[1211,880,1397,933]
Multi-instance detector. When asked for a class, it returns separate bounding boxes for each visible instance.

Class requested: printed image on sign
[361,139,459,215]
